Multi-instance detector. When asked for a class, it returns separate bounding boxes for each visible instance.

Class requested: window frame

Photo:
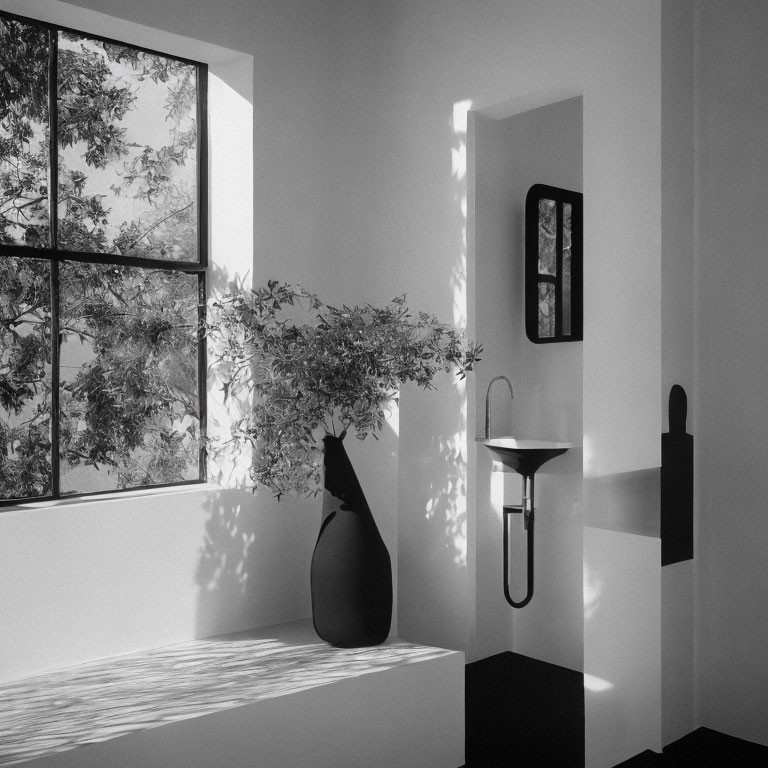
[0,9,208,507]
[524,183,583,344]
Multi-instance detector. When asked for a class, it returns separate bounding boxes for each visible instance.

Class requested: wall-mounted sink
[476,437,573,476]
[476,436,575,609]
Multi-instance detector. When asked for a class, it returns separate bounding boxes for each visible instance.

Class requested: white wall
[365,2,667,764]
[0,488,316,683]
[660,0,696,747]
[377,3,664,673]
[470,99,583,670]
[584,528,662,767]
[694,0,768,747]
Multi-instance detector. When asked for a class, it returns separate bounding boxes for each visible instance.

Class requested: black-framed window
[0,10,208,504]
[525,183,582,344]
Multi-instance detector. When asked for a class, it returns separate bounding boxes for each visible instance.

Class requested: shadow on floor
[615,727,768,768]
[464,653,768,768]
[465,651,584,767]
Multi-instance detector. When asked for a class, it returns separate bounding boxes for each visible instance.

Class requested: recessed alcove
[466,93,585,761]
[469,94,584,669]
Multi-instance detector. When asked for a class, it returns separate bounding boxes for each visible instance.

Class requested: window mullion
[48,29,61,499]
[197,274,207,482]
[196,65,208,480]
[50,262,61,499]
[197,65,209,269]
[4,247,208,273]
[555,200,563,339]
[49,28,58,250]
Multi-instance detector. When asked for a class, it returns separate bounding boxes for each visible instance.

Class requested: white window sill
[1,482,225,513]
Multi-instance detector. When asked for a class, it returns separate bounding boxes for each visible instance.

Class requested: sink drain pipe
[503,473,535,609]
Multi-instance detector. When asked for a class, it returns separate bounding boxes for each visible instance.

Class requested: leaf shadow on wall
[195,487,315,639]
[424,434,467,569]
[196,262,316,638]
[398,396,469,649]
[207,260,242,297]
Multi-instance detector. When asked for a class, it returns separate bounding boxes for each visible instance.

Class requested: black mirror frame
[525,183,583,344]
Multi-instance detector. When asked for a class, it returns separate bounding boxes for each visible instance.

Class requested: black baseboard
[466,651,585,767]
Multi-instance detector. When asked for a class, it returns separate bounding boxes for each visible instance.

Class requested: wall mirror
[525,184,583,343]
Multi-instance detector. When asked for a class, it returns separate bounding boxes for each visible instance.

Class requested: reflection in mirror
[538,281,555,338]
[538,199,557,276]
[525,184,582,343]
[537,198,557,338]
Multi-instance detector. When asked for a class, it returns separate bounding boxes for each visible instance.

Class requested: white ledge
[0,620,464,767]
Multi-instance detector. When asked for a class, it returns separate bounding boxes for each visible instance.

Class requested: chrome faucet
[485,375,514,438]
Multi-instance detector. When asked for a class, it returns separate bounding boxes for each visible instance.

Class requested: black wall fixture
[525,184,583,343]
[661,385,694,566]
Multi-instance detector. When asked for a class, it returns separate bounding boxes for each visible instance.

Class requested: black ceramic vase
[310,433,392,647]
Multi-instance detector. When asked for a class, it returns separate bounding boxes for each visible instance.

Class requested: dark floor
[465,651,584,767]
[615,728,768,767]
[464,652,768,767]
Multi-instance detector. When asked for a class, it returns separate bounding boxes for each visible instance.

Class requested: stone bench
[0,620,464,768]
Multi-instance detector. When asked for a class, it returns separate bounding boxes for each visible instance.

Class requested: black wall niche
[661,384,693,566]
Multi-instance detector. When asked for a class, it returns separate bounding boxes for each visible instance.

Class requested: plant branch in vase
[207,279,481,646]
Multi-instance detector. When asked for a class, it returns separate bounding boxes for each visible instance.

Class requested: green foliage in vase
[207,280,482,499]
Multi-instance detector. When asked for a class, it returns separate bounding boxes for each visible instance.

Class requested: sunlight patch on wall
[386,401,400,438]
[582,432,594,477]
[205,69,254,488]
[584,673,614,693]
[209,71,254,289]
[583,560,603,622]
[491,464,505,522]
[420,98,476,571]
[450,98,473,331]
[450,99,471,182]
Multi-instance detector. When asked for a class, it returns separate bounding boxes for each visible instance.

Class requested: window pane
[0,257,52,500]
[537,198,557,277]
[57,32,198,261]
[59,263,200,494]
[0,16,50,248]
